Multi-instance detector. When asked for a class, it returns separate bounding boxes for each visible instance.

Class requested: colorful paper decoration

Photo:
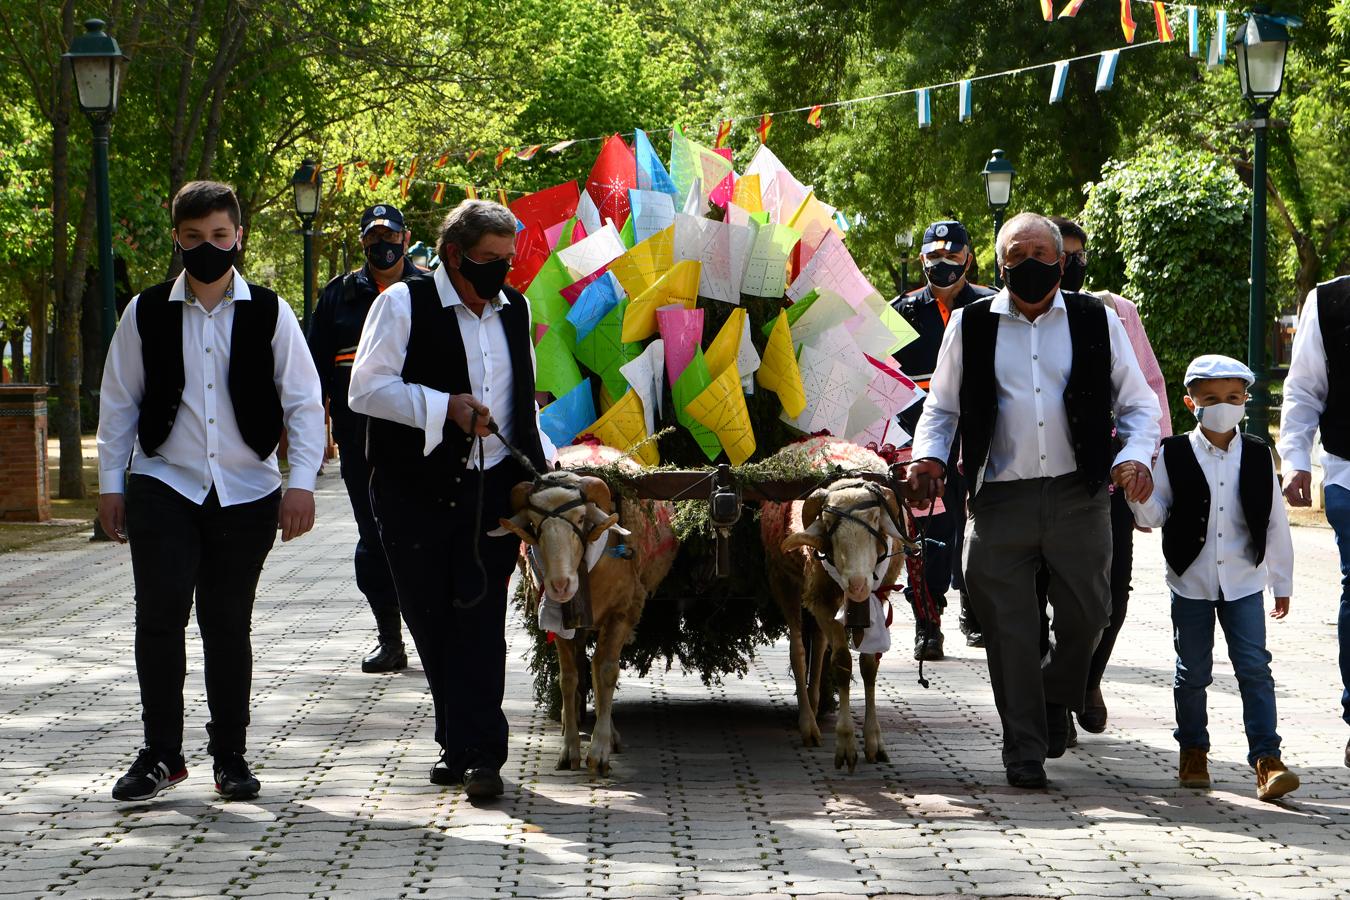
[618,339,665,436]
[1050,61,1069,103]
[534,328,585,398]
[782,343,871,436]
[670,129,734,205]
[731,174,764,214]
[525,253,577,344]
[557,222,626,280]
[673,214,752,304]
[656,305,704,386]
[704,308,746,377]
[628,188,676,244]
[741,220,800,298]
[510,180,580,231]
[634,128,680,197]
[671,349,722,462]
[566,271,624,342]
[622,259,701,342]
[575,299,643,401]
[687,363,756,465]
[756,311,807,418]
[586,387,658,466]
[539,379,596,448]
[787,230,878,310]
[586,134,637,228]
[608,224,675,299]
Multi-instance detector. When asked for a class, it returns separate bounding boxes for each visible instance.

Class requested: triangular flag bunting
[517,144,542,161]
[916,89,931,128]
[714,119,732,148]
[1050,60,1070,103]
[1153,2,1174,41]
[757,113,773,143]
[547,140,577,154]
[958,80,972,122]
[432,182,446,203]
[1039,0,1053,21]
[466,149,483,165]
[435,154,449,168]
[1095,50,1121,92]
[495,147,512,169]
[806,105,823,127]
[1059,0,1085,16]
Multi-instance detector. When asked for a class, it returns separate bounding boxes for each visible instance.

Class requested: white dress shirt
[1130,427,1294,600]
[97,269,325,506]
[348,264,555,467]
[911,289,1161,487]
[1277,286,1350,491]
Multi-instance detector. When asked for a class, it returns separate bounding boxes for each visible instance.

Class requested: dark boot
[958,593,984,648]
[913,619,945,661]
[362,640,408,673]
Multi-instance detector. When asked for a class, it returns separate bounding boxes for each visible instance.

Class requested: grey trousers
[964,474,1112,765]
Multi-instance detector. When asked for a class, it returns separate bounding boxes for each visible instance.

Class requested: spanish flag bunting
[495,148,513,170]
[1153,2,1174,41]
[466,185,479,200]
[1120,0,1137,42]
[714,119,732,149]
[498,188,509,206]
[547,139,577,154]
[355,160,368,168]
[432,182,446,203]
[399,177,410,200]
[517,144,542,161]
[334,163,345,192]
[435,154,449,168]
[1039,0,1053,21]
[466,149,483,165]
[310,162,320,183]
[368,174,379,191]
[757,113,773,143]
[383,159,396,177]
[407,157,419,179]
[1058,0,1085,16]
[806,105,823,128]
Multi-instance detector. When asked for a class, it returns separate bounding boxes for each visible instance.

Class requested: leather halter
[814,482,912,571]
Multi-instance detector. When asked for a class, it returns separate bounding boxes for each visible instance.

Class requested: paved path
[3,470,1349,899]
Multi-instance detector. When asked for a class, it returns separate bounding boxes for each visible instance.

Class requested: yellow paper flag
[704,308,746,377]
[621,259,701,343]
[609,225,674,299]
[586,388,659,466]
[756,311,807,418]
[731,174,763,214]
[787,190,845,242]
[686,363,756,465]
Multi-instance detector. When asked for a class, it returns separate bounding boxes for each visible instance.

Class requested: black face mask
[924,259,966,289]
[1002,257,1062,305]
[458,254,511,300]
[365,240,403,271]
[1061,257,1088,293]
[178,238,238,284]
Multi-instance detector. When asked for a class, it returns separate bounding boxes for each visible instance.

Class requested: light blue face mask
[1194,400,1247,433]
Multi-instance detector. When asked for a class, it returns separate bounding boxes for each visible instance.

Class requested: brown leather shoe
[1178,748,1210,788]
[1255,756,1299,802]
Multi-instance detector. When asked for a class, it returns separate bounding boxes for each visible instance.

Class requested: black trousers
[125,474,279,757]
[1038,487,1135,693]
[336,438,402,644]
[371,460,526,772]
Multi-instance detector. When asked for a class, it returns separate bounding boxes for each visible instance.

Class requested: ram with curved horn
[492,443,677,775]
[760,437,916,772]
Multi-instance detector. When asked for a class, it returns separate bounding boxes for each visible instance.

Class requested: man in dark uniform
[891,220,995,660]
[307,204,421,673]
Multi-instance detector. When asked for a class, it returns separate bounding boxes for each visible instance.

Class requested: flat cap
[1184,354,1255,386]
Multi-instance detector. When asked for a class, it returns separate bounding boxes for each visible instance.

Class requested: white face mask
[1193,400,1246,434]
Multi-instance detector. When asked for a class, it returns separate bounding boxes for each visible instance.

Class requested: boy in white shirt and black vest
[97,181,326,802]
[1129,355,1298,801]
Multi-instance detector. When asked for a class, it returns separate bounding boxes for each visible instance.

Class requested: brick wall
[0,386,51,522]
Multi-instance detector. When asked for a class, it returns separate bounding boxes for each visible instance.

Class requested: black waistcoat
[957,291,1114,494]
[134,279,281,460]
[365,274,546,492]
[1159,433,1273,576]
[891,281,996,388]
[1316,276,1350,458]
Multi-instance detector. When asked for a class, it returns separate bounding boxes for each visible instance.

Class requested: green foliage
[1081,140,1262,434]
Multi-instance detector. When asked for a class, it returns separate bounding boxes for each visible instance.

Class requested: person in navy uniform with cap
[891,219,996,660]
[307,204,423,673]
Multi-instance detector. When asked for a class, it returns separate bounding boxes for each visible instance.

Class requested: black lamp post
[1235,8,1292,439]
[895,230,914,295]
[291,159,321,330]
[981,149,1015,288]
[63,19,128,352]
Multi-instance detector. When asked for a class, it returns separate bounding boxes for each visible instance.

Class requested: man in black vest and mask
[307,204,421,673]
[892,219,996,659]
[350,199,551,800]
[1278,273,1350,768]
[907,212,1160,789]
[98,181,325,802]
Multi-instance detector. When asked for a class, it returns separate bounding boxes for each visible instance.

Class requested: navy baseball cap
[921,220,969,255]
[360,204,405,236]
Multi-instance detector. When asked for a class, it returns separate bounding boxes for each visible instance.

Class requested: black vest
[1316,276,1350,458]
[365,274,546,490]
[135,279,282,460]
[1160,433,1273,576]
[957,292,1114,494]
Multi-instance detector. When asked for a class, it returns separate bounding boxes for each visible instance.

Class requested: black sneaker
[213,754,260,801]
[111,748,187,801]
[463,767,504,800]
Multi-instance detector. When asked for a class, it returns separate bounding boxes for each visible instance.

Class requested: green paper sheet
[526,252,576,334]
[672,348,722,462]
[534,327,584,397]
[575,298,642,401]
[619,213,636,249]
[760,288,821,339]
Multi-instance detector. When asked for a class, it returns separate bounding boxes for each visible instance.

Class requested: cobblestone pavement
[3,469,1350,900]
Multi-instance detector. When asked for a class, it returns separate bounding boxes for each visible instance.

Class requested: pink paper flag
[657,305,705,385]
[787,230,878,309]
[544,219,568,249]
[709,148,735,208]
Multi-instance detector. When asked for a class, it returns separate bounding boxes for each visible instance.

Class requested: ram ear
[781,519,826,554]
[585,504,630,538]
[510,482,535,513]
[800,488,829,527]
[584,513,622,544]
[877,486,907,543]
[489,511,536,544]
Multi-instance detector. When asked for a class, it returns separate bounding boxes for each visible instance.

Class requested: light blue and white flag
[958,79,972,122]
[916,88,931,128]
[1050,60,1069,103]
[1187,5,1200,57]
[1095,50,1121,92]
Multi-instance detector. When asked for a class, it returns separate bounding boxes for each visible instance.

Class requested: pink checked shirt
[1100,292,1171,441]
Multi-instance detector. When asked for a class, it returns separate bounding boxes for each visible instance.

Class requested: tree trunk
[24,278,46,383]
[8,331,25,382]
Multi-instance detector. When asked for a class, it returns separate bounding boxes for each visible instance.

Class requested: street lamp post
[981,149,1015,288]
[1235,8,1293,439]
[895,230,914,295]
[63,19,128,351]
[291,159,321,331]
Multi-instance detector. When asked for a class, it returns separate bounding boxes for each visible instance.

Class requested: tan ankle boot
[1255,756,1299,801]
[1178,748,1210,788]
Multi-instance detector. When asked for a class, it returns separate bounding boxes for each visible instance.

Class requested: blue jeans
[1172,591,1280,766]
[1324,483,1350,726]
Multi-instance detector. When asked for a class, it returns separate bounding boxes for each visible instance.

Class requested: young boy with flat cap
[1129,354,1298,801]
